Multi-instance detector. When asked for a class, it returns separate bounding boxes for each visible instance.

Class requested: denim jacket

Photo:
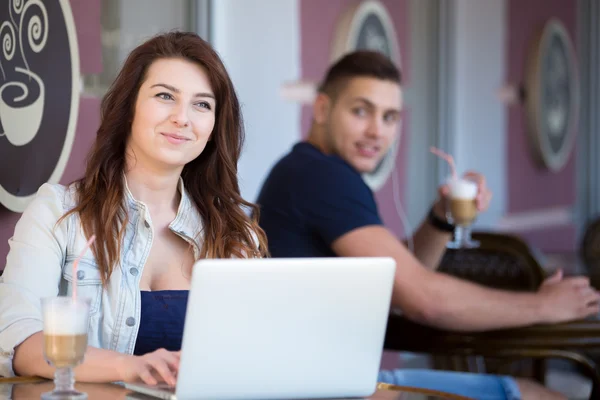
[0,179,204,377]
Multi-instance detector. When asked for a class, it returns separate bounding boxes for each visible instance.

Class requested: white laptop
[123,257,395,400]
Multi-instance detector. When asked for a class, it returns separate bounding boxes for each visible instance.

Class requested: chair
[438,232,546,291]
[383,231,600,399]
[435,232,547,378]
[581,216,600,289]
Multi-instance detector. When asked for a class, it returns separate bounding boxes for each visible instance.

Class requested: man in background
[256,50,597,399]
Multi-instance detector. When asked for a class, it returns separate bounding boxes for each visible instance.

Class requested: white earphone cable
[391,166,414,254]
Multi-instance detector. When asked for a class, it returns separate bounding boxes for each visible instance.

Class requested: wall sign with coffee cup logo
[0,0,80,212]
[525,19,579,172]
[331,0,401,191]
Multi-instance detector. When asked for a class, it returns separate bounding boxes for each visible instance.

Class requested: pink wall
[300,0,411,239]
[506,0,578,252]
[0,0,102,270]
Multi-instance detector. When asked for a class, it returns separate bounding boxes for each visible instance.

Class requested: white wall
[452,0,507,228]
[211,0,301,203]
[405,0,443,229]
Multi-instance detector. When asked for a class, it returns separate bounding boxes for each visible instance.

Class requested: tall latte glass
[446,177,480,249]
[41,297,91,400]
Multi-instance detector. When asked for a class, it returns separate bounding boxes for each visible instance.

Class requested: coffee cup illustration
[0,66,44,146]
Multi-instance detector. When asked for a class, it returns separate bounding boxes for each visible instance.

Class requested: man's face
[318,77,403,173]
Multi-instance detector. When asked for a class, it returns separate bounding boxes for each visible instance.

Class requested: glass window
[83,0,206,96]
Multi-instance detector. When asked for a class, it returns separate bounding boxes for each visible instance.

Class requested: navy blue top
[133,290,189,356]
[256,142,383,258]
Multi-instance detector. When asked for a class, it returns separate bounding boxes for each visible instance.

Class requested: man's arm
[402,203,451,270]
[332,225,600,332]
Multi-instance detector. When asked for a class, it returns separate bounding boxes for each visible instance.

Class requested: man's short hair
[317,50,402,99]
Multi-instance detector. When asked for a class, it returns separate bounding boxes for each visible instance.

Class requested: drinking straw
[429,147,457,181]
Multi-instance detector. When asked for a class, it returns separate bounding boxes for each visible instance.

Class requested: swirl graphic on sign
[0,0,80,212]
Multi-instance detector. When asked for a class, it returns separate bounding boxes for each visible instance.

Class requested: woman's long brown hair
[61,32,268,285]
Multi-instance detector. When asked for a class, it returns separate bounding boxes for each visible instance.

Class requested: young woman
[0,31,267,385]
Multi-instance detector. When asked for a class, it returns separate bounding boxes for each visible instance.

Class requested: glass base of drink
[446,225,480,249]
[41,389,88,400]
[41,361,87,400]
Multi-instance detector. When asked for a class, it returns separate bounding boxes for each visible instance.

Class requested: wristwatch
[427,207,455,233]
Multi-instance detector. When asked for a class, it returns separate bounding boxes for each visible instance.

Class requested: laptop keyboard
[153,383,176,393]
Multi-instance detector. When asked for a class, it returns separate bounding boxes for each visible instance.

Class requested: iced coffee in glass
[446,177,480,249]
[41,296,91,400]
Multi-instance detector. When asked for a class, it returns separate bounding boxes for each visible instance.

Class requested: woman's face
[127,57,216,172]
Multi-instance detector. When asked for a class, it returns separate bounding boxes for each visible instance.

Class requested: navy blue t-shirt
[257,142,383,257]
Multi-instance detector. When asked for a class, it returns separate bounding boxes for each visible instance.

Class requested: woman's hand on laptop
[116,348,181,386]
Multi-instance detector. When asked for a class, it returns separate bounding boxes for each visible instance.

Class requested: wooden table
[385,315,600,352]
[0,377,473,399]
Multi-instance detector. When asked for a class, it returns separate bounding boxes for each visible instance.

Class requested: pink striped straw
[72,235,96,301]
[430,147,457,181]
